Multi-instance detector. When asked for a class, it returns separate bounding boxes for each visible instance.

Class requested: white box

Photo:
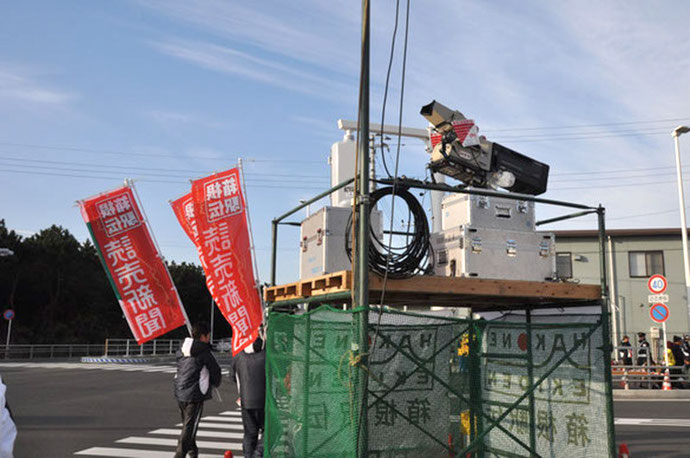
[299,206,382,279]
[441,192,535,231]
[431,226,555,282]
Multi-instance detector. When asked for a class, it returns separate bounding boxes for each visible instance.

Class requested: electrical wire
[377,0,401,178]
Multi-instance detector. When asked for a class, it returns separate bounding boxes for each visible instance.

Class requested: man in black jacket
[229,336,266,458]
[174,322,221,458]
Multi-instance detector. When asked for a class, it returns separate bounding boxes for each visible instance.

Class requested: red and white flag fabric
[429,119,480,148]
[79,185,187,344]
[190,168,263,355]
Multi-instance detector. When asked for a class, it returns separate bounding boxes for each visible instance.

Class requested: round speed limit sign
[648,274,667,294]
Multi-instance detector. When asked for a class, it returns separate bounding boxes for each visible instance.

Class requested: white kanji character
[104,217,123,236]
[224,196,241,215]
[184,201,195,219]
[114,260,147,290]
[230,305,250,334]
[218,222,232,250]
[98,201,116,218]
[202,227,222,255]
[211,252,234,282]
[119,211,139,229]
[218,279,242,312]
[206,181,223,200]
[124,283,158,313]
[208,200,225,220]
[113,195,132,213]
[104,236,136,266]
[135,307,165,338]
[222,176,238,196]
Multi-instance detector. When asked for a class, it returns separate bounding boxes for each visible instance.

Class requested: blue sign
[649,303,669,324]
[3,309,14,321]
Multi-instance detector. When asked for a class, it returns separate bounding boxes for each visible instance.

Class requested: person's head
[685,334,690,341]
[638,332,646,341]
[674,335,683,344]
[622,335,629,343]
[192,322,211,343]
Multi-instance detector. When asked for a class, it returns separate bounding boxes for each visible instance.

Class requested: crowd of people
[618,332,690,389]
[174,322,265,458]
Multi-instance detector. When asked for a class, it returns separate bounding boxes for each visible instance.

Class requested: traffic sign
[648,274,668,294]
[3,309,14,321]
[648,294,670,303]
[649,303,669,324]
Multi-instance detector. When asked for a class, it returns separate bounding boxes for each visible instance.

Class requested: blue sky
[1,1,690,284]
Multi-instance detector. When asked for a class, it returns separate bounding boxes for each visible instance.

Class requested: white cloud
[146,109,223,129]
[0,68,76,105]
[150,39,354,102]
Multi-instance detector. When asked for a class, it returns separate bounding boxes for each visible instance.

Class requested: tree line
[0,219,230,344]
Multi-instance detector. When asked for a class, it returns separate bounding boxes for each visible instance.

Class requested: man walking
[229,336,266,458]
[174,322,221,458]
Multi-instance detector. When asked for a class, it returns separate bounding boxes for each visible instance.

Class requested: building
[555,228,690,347]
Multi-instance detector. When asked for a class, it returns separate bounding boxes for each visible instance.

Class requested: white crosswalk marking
[75,447,227,458]
[74,410,247,456]
[615,418,690,427]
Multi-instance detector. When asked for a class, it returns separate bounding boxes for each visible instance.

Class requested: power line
[484,116,690,133]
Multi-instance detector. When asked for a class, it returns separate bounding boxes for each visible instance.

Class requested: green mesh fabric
[265,306,612,458]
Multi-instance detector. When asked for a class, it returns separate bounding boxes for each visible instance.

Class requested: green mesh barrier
[265,306,613,458]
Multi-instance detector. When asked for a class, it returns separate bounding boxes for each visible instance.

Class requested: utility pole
[353,0,370,455]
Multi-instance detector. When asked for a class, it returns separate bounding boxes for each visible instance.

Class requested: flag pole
[237,158,266,318]
[128,179,193,336]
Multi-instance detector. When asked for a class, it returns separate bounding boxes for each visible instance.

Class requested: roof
[554,228,690,238]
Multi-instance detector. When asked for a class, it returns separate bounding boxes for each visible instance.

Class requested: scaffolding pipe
[526,308,537,457]
[597,206,617,458]
[535,209,598,226]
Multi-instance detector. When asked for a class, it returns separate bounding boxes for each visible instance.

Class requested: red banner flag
[191,168,262,354]
[79,185,188,344]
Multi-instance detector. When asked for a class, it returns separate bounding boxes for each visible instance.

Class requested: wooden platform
[264,270,602,311]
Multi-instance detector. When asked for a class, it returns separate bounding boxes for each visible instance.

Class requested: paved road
[1,362,242,457]
[2,362,690,457]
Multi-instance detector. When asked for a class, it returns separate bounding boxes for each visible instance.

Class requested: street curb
[613,389,690,399]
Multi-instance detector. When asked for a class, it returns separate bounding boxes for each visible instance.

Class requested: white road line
[149,428,244,440]
[615,418,690,427]
[201,416,243,423]
[219,411,242,416]
[116,436,242,450]
[176,422,244,431]
[74,447,226,458]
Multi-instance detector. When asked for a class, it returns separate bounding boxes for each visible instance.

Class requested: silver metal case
[431,226,556,282]
[299,206,382,279]
[441,192,535,231]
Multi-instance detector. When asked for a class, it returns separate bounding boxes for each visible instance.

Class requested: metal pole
[354,0,371,455]
[607,236,619,356]
[270,220,278,286]
[238,158,265,314]
[662,321,670,367]
[673,132,690,329]
[525,309,536,457]
[4,319,11,359]
[597,206,617,458]
[210,298,215,343]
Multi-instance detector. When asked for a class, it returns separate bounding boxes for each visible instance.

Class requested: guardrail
[2,338,231,360]
[612,364,689,389]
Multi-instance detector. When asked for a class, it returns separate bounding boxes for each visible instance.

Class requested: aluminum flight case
[441,192,535,231]
[299,206,382,279]
[431,226,556,282]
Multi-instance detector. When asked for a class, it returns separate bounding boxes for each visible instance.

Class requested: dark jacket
[229,348,266,410]
[174,337,222,402]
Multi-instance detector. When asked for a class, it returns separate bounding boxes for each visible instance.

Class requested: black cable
[345,186,431,279]
[378,0,401,178]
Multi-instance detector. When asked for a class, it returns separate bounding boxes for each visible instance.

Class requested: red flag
[79,185,187,344]
[191,168,262,354]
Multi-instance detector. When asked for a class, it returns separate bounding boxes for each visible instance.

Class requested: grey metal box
[299,206,382,279]
[431,226,556,282]
[441,192,535,231]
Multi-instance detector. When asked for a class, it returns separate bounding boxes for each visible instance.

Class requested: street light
[673,125,690,331]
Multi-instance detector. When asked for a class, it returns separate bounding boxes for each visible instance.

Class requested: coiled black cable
[345,186,432,278]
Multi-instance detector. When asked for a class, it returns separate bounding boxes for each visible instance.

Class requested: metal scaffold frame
[267,175,617,457]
